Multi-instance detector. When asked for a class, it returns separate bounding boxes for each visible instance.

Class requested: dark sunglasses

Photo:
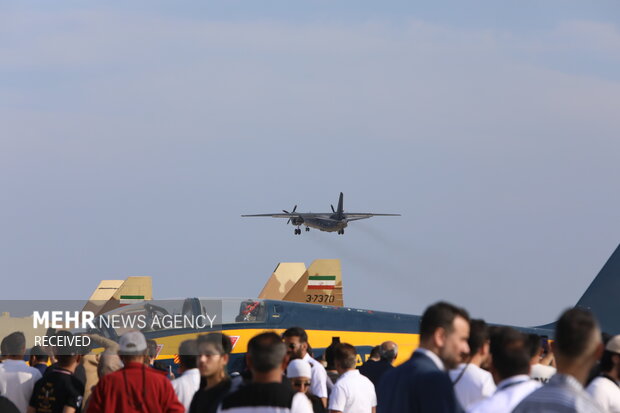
[292,380,311,388]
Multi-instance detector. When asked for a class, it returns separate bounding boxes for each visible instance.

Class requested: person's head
[282,327,309,360]
[197,333,231,378]
[553,308,602,379]
[419,301,470,369]
[286,359,312,393]
[489,327,530,382]
[1,332,26,359]
[118,331,148,364]
[247,332,288,378]
[465,319,490,367]
[324,342,337,371]
[178,340,198,372]
[526,334,543,365]
[369,346,381,361]
[379,341,398,364]
[28,345,49,366]
[334,343,357,373]
[599,335,620,377]
[146,339,158,365]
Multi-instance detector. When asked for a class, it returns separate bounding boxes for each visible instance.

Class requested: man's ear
[593,342,604,361]
[222,354,230,364]
[301,342,308,353]
[434,327,446,348]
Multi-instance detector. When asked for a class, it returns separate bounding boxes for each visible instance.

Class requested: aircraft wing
[241,213,332,219]
[345,213,400,221]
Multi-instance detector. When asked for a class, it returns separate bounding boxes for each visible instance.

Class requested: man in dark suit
[376,301,470,413]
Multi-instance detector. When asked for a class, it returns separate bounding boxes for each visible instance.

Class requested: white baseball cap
[605,335,620,354]
[287,359,312,378]
[119,331,147,355]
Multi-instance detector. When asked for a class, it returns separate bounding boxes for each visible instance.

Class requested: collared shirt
[302,353,329,399]
[587,376,620,413]
[449,363,496,410]
[0,359,43,413]
[414,348,445,371]
[172,368,201,411]
[87,362,184,413]
[218,382,313,413]
[530,363,556,384]
[467,374,540,413]
[513,373,604,413]
[328,369,376,413]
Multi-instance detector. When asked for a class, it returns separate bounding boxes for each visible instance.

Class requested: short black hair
[467,319,489,356]
[29,345,49,363]
[526,334,542,359]
[324,343,337,370]
[369,345,381,359]
[178,340,198,369]
[146,339,159,359]
[334,343,357,370]
[555,308,599,358]
[420,302,470,340]
[599,350,617,372]
[282,327,308,343]
[1,332,26,356]
[489,327,530,379]
[197,333,233,355]
[248,332,287,373]
[52,331,78,357]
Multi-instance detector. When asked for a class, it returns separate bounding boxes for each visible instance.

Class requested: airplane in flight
[242,192,400,235]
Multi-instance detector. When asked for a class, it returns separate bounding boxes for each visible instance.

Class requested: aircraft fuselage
[303,217,348,232]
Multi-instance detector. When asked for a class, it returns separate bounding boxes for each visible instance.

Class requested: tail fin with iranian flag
[82,276,153,316]
[280,259,343,306]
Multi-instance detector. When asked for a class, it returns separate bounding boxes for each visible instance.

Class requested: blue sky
[1,1,620,327]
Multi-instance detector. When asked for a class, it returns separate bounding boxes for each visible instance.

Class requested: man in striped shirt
[513,308,604,413]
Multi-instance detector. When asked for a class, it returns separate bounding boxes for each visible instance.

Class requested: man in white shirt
[283,327,329,408]
[449,319,495,410]
[0,332,42,413]
[526,333,556,384]
[587,334,620,413]
[468,327,541,413]
[171,339,201,411]
[329,343,376,413]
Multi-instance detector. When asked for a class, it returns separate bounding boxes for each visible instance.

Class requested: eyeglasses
[292,380,311,388]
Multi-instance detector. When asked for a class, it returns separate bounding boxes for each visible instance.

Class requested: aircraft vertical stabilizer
[576,244,620,334]
[83,276,152,316]
[282,259,343,307]
[258,263,307,300]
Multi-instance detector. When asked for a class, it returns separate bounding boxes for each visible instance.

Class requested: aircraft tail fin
[337,192,344,218]
[83,276,153,316]
[575,244,620,334]
[281,259,343,306]
[258,263,307,300]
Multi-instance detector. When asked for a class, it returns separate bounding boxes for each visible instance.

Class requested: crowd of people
[0,302,619,412]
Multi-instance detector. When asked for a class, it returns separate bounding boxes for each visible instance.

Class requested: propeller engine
[283,205,303,226]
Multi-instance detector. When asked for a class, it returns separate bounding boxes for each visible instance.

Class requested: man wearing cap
[87,331,184,413]
[287,359,325,413]
[587,335,620,413]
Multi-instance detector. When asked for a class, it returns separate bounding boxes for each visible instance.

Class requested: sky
[2,1,620,327]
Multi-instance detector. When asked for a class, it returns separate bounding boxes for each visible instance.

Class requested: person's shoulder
[222,382,296,409]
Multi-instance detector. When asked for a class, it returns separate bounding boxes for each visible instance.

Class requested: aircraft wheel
[305,227,310,232]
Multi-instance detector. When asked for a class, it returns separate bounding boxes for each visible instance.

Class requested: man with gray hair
[329,343,376,413]
[359,341,398,388]
[87,331,183,413]
[219,332,312,413]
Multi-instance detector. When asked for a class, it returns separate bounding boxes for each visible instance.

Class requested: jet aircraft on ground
[65,245,620,373]
[242,192,400,234]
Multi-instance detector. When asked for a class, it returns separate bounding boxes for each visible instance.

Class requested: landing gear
[294,228,301,235]
[337,229,345,235]
[305,227,310,232]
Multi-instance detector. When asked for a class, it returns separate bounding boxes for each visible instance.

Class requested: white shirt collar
[415,347,445,371]
[496,374,532,391]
